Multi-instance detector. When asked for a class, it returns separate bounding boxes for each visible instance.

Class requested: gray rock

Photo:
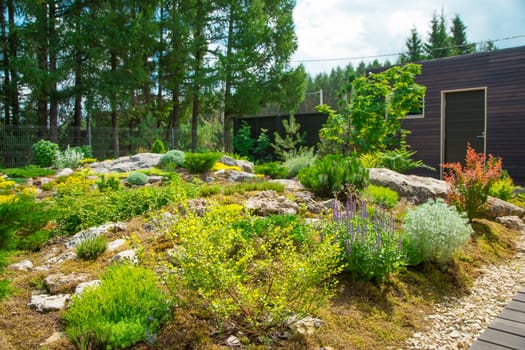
[111,249,137,263]
[107,239,127,252]
[270,179,305,191]
[28,293,70,313]
[288,316,323,335]
[495,216,525,231]
[486,197,525,220]
[44,273,91,294]
[148,175,164,184]
[89,153,162,173]
[218,156,254,173]
[39,332,67,348]
[214,169,256,182]
[65,222,126,249]
[320,198,343,213]
[226,335,241,347]
[369,168,447,204]
[294,191,325,214]
[75,280,101,295]
[245,190,299,216]
[40,251,77,269]
[7,260,33,272]
[56,168,73,177]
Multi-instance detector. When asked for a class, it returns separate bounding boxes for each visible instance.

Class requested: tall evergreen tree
[424,11,450,59]
[400,27,424,63]
[450,14,475,55]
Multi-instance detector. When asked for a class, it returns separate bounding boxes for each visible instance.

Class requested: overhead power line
[291,34,525,64]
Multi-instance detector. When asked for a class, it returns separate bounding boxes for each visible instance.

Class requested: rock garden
[0,140,524,350]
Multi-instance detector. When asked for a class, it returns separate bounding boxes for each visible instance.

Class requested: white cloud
[292,0,525,75]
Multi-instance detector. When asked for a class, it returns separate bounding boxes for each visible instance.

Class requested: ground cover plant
[63,264,170,349]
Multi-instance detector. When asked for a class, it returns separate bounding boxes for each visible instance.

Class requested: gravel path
[404,228,525,349]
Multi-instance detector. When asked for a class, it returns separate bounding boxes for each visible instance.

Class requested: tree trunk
[73,48,83,145]
[170,88,180,149]
[0,0,10,124]
[7,0,18,124]
[223,6,234,153]
[110,50,119,156]
[48,1,58,143]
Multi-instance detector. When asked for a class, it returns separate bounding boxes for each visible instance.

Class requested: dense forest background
[0,1,494,155]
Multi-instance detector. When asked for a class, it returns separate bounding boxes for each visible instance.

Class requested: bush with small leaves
[151,138,167,154]
[32,139,60,167]
[489,173,518,201]
[63,264,170,349]
[364,184,399,209]
[126,172,149,186]
[282,148,317,178]
[403,198,473,266]
[76,236,107,260]
[254,162,288,179]
[159,150,185,171]
[182,152,222,173]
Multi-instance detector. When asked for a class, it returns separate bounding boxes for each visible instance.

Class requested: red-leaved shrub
[441,144,502,220]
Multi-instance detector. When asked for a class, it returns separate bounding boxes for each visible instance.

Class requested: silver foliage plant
[403,198,473,265]
[53,145,84,169]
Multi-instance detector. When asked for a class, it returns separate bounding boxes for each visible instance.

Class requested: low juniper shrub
[182,152,222,173]
[159,150,185,171]
[126,171,149,186]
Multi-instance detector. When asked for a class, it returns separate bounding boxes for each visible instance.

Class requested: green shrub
[126,171,149,186]
[364,185,399,209]
[76,236,107,260]
[233,121,254,159]
[198,184,222,197]
[0,278,10,301]
[254,162,288,179]
[403,199,473,266]
[63,264,170,349]
[298,154,369,200]
[96,175,121,192]
[0,165,54,179]
[53,146,84,169]
[159,150,185,171]
[326,196,404,284]
[73,145,93,159]
[232,214,312,245]
[164,204,342,335]
[489,173,518,201]
[380,148,435,173]
[282,148,317,178]
[151,138,167,154]
[32,139,60,167]
[182,152,222,173]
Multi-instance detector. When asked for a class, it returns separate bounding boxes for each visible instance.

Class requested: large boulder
[28,293,70,313]
[65,222,126,249]
[245,190,299,216]
[369,168,447,204]
[486,197,525,220]
[214,169,256,182]
[218,155,254,173]
[90,153,162,173]
[44,273,92,294]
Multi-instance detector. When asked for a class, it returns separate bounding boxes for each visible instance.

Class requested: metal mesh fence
[0,125,174,168]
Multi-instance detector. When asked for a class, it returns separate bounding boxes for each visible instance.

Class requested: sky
[292,0,525,75]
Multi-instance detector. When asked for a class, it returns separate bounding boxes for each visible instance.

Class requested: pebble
[404,226,525,349]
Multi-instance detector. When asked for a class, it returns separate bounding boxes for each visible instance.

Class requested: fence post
[88,125,92,148]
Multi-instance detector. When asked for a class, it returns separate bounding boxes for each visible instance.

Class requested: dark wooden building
[402,45,525,184]
[236,46,525,184]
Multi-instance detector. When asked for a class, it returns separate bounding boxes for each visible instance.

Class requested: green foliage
[198,184,222,197]
[364,185,399,209]
[54,145,84,169]
[164,204,342,335]
[326,197,404,284]
[63,264,170,350]
[403,199,473,266]
[151,138,167,154]
[318,64,425,155]
[271,115,306,161]
[126,172,149,186]
[232,214,313,245]
[96,175,121,192]
[223,181,285,196]
[76,236,107,260]
[282,148,317,178]
[182,152,222,173]
[72,145,93,159]
[233,121,254,159]
[0,165,54,179]
[298,154,369,200]
[442,144,503,220]
[32,139,60,167]
[489,173,518,201]
[0,278,11,302]
[379,148,435,173]
[254,162,288,179]
[159,150,186,171]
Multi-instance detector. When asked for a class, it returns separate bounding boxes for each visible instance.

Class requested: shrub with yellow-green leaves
[163,204,342,336]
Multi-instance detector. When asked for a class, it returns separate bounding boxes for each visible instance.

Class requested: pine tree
[400,27,424,63]
[450,14,475,55]
[424,11,450,59]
